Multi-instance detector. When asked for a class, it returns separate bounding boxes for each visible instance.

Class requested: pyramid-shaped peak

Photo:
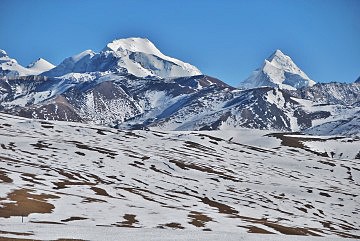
[266,49,290,62]
[264,49,303,74]
[27,58,55,70]
[271,49,285,57]
[239,49,316,89]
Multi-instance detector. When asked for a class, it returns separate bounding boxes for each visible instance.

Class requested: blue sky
[0,0,359,86]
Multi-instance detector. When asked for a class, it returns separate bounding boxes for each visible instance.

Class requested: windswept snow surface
[0,113,359,240]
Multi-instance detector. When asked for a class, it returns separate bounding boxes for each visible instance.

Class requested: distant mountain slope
[290,82,360,106]
[1,73,359,136]
[305,110,360,136]
[239,50,315,90]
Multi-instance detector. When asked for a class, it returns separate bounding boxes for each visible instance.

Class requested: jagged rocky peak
[355,76,360,83]
[239,49,315,90]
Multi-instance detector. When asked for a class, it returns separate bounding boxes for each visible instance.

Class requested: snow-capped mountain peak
[266,49,310,80]
[239,49,316,90]
[240,49,315,89]
[103,37,202,78]
[26,58,55,74]
[103,37,161,55]
[44,37,202,79]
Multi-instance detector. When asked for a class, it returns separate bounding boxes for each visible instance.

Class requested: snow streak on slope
[0,114,359,240]
[240,50,315,90]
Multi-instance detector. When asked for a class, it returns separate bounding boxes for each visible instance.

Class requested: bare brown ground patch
[115,214,139,228]
[238,225,275,234]
[55,239,86,241]
[199,195,320,235]
[90,187,111,197]
[81,197,107,204]
[169,159,238,182]
[30,221,63,224]
[332,231,360,239]
[66,141,117,158]
[0,189,58,218]
[0,237,41,241]
[266,133,341,157]
[188,211,212,227]
[200,196,238,215]
[157,222,185,229]
[232,214,324,236]
[0,231,33,236]
[263,223,322,236]
[0,170,12,183]
[61,216,88,222]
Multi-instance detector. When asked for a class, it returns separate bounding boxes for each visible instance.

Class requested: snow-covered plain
[0,113,359,240]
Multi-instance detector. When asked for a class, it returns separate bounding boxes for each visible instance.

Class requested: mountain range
[0,37,359,136]
[0,37,359,240]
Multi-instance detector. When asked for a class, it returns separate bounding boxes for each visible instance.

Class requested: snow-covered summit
[266,50,312,81]
[43,37,202,79]
[104,37,161,54]
[239,49,315,90]
[26,58,55,74]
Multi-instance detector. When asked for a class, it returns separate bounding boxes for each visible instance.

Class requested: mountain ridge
[0,38,359,136]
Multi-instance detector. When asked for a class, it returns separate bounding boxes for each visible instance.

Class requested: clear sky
[0,0,359,86]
